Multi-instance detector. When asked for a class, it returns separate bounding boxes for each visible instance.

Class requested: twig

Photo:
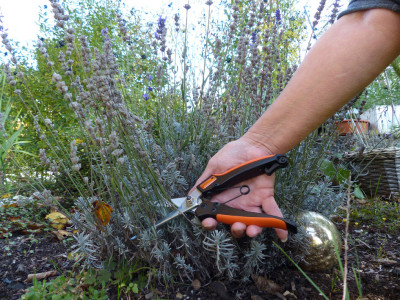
[342,175,351,300]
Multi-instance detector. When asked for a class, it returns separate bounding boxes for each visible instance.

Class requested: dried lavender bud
[184,4,191,10]
[70,140,81,171]
[174,13,180,32]
[312,0,326,29]
[39,149,51,166]
[111,149,123,157]
[52,72,62,82]
[44,118,54,128]
[329,0,341,24]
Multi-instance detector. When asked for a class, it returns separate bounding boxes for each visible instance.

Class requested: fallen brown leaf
[192,278,201,290]
[53,229,72,241]
[251,274,281,294]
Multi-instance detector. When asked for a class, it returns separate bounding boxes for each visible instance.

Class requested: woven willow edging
[343,147,400,199]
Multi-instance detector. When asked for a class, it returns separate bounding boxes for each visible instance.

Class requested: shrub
[1,0,350,283]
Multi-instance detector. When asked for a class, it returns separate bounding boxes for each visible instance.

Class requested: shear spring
[222,185,250,205]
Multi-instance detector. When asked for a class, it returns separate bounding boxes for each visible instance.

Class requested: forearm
[243,8,400,154]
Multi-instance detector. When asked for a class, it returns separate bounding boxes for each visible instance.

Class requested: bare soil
[1,204,400,300]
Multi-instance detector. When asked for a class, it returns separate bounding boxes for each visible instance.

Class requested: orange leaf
[92,200,113,226]
[2,203,19,208]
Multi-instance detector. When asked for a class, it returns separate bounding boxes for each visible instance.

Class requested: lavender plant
[1,0,351,284]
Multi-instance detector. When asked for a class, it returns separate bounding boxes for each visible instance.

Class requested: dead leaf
[9,216,21,223]
[175,292,183,299]
[45,212,70,229]
[192,278,201,290]
[2,203,19,208]
[25,270,57,283]
[53,229,72,241]
[27,222,45,230]
[252,274,281,294]
[92,200,113,226]
[283,290,297,298]
[68,251,84,262]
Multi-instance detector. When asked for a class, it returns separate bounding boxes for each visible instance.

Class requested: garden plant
[1,0,400,299]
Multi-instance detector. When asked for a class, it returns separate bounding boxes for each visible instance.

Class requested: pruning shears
[131,154,297,240]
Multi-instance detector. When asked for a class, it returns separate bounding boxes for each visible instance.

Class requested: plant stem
[342,175,351,300]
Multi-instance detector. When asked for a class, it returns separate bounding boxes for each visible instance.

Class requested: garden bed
[1,198,399,300]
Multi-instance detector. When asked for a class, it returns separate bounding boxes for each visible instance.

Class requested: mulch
[1,209,400,300]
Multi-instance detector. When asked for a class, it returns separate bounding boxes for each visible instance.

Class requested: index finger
[261,195,288,242]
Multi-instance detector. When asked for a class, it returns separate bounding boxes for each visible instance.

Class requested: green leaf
[336,167,351,184]
[132,283,139,293]
[1,126,24,160]
[353,186,365,199]
[319,158,336,178]
[319,159,351,185]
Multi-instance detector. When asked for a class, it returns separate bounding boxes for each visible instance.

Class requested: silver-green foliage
[2,0,348,282]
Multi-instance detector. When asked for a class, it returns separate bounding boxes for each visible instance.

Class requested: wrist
[240,132,281,155]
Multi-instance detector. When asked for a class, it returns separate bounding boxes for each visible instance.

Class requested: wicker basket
[343,147,400,199]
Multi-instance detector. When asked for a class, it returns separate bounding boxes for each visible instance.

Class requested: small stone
[145,292,153,299]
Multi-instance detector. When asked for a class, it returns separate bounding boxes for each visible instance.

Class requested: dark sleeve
[338,0,400,18]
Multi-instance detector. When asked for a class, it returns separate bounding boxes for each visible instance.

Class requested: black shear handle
[197,154,288,199]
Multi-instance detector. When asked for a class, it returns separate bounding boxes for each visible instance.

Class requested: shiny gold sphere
[293,211,342,272]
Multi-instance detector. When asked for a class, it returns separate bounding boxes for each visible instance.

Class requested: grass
[334,197,400,234]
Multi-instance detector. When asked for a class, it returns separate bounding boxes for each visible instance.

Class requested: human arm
[195,8,400,240]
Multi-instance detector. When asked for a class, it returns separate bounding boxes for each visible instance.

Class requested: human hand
[191,138,288,242]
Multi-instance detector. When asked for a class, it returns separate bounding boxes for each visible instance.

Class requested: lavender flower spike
[275,9,281,25]
[155,16,167,40]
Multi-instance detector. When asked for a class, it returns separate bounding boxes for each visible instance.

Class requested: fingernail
[280,236,288,243]
[203,224,213,230]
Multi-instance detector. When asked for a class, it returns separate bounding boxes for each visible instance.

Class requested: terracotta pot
[337,119,370,136]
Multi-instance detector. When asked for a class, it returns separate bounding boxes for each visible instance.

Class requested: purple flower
[147,87,153,92]
[143,93,149,101]
[250,30,258,48]
[147,75,153,81]
[101,27,110,41]
[275,9,281,25]
[155,16,167,40]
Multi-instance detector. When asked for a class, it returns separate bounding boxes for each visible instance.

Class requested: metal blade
[131,190,202,240]
[170,197,187,207]
[155,198,198,228]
